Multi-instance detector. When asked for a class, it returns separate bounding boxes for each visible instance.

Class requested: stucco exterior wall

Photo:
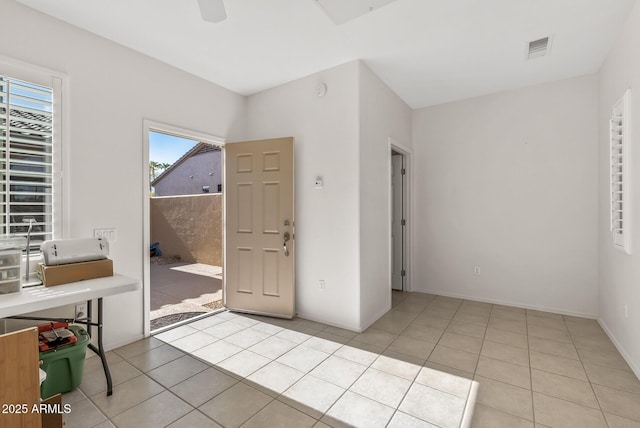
[150,193,222,266]
[154,151,222,196]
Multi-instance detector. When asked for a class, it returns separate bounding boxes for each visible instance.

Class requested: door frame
[142,119,225,337]
[388,138,412,293]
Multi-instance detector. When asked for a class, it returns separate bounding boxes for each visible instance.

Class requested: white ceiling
[16,0,637,109]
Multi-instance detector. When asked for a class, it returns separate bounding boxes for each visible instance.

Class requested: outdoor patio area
[150,262,223,331]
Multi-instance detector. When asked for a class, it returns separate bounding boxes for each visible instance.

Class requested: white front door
[224,137,295,318]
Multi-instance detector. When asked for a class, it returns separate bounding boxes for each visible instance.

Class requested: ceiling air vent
[527,36,551,59]
[314,0,399,25]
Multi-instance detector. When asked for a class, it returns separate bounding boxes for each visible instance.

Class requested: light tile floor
[62,292,640,428]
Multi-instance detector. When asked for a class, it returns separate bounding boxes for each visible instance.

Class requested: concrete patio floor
[150,262,223,330]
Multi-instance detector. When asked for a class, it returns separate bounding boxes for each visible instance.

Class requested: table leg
[86,300,92,341]
[86,298,113,396]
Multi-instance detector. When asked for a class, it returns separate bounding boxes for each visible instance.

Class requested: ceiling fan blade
[198,0,226,23]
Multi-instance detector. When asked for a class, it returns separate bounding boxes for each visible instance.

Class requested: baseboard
[297,301,393,334]
[295,312,363,333]
[597,319,640,380]
[419,288,598,319]
[360,303,392,332]
[103,333,145,353]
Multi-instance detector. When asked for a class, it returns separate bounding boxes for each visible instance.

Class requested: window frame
[0,57,66,260]
[609,88,632,255]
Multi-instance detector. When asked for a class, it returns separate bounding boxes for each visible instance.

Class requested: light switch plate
[94,228,117,242]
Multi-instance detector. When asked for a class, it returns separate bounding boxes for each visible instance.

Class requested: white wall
[246,61,362,331]
[412,75,600,317]
[0,0,246,348]
[597,1,640,375]
[358,63,413,328]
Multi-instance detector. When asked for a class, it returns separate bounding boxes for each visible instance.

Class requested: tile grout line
[193,313,298,426]
[457,298,489,428]
[232,313,360,425]
[311,293,437,426]
[471,306,534,424]
[562,314,612,428]
[141,315,280,426]
[84,374,166,424]
[67,393,112,428]
[382,294,438,427]
[381,294,482,427]
[260,326,376,424]
[319,296,428,426]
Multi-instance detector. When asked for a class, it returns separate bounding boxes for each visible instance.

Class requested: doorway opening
[143,121,225,335]
[391,146,408,292]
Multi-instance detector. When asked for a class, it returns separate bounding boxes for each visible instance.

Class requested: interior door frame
[141,119,225,337]
[388,138,412,293]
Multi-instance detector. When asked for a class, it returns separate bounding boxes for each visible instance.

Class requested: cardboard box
[36,259,113,286]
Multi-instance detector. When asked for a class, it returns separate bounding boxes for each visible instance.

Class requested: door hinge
[401,168,406,175]
[401,270,406,277]
[401,219,406,226]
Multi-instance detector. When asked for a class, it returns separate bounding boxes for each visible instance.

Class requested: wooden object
[0,327,42,428]
[40,394,62,428]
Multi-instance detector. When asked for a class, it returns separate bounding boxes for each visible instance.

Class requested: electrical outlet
[319,280,325,291]
[624,304,628,319]
[474,266,481,275]
[75,303,87,319]
[94,228,117,242]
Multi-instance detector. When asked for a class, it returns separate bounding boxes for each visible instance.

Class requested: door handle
[283,231,290,256]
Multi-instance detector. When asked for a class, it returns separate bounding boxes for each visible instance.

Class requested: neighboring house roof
[151,142,221,186]
[9,109,52,134]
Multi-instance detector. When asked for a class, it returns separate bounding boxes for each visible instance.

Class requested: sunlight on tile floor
[61,292,640,428]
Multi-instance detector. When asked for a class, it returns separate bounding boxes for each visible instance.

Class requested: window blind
[0,76,54,251]
[610,89,631,254]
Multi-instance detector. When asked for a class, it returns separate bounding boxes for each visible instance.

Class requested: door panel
[262,249,279,296]
[225,137,295,318]
[236,247,253,293]
[263,182,280,233]
[237,184,253,233]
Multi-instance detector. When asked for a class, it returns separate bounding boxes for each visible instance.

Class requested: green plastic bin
[39,325,90,398]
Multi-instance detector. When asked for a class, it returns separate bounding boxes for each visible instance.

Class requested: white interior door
[391,153,404,291]
[224,137,295,318]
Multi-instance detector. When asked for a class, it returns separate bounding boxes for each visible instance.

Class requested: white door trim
[141,119,225,337]
[388,138,412,293]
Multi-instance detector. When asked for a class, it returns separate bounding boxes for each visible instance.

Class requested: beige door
[224,137,295,318]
